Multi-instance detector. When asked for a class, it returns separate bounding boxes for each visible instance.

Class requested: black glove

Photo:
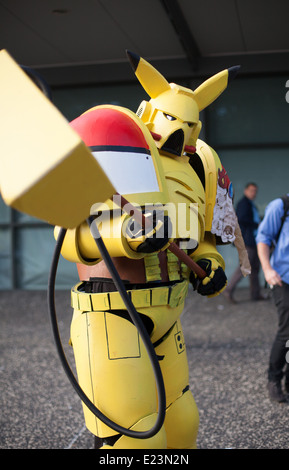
[190,258,227,297]
[126,211,172,253]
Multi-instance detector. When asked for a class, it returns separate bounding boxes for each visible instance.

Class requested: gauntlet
[126,211,172,253]
[190,258,227,297]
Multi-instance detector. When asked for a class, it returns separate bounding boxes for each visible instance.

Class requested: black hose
[47,220,166,439]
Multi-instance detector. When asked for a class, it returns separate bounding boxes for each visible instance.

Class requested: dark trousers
[226,245,261,300]
[268,282,289,383]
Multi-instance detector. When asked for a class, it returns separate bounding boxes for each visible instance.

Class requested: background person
[224,182,264,303]
[256,194,289,404]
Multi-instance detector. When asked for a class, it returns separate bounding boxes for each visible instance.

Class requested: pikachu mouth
[160,129,184,157]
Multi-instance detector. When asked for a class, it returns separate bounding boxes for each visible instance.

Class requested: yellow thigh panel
[70,308,159,439]
[155,319,190,405]
[155,319,199,449]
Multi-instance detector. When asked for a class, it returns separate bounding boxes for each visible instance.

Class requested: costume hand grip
[117,193,206,278]
[190,258,227,297]
[126,212,172,253]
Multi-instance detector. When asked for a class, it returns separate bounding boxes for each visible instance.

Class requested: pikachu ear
[126,50,171,99]
[194,66,240,112]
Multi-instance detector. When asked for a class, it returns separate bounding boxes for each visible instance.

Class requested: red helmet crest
[70,107,149,150]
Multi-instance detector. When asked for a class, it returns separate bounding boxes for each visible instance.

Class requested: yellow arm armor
[191,231,225,271]
[54,212,145,265]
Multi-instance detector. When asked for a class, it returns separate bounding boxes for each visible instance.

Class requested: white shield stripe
[91,150,160,194]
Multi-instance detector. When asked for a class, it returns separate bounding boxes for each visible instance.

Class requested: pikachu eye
[163,113,176,121]
[185,122,194,128]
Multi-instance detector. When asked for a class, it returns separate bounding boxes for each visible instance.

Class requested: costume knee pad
[99,413,167,449]
[165,389,199,449]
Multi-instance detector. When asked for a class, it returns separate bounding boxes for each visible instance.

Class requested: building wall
[0,74,288,289]
[206,74,289,285]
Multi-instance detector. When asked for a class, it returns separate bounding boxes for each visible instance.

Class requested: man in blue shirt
[256,194,289,403]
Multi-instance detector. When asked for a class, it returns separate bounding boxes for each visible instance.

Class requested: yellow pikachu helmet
[127,50,239,158]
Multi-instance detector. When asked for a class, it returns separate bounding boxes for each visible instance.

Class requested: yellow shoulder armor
[193,140,236,245]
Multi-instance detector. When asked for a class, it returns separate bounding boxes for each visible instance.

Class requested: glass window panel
[218,147,289,217]
[53,80,192,123]
[217,244,264,289]
[55,254,79,290]
[53,83,150,122]
[208,76,289,147]
[14,210,45,224]
[0,194,10,224]
[0,229,12,289]
[15,227,78,289]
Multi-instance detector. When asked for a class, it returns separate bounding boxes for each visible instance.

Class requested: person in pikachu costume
[56,51,240,449]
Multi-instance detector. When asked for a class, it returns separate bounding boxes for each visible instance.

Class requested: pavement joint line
[64,425,87,449]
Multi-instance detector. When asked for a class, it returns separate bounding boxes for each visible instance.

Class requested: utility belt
[71,279,189,312]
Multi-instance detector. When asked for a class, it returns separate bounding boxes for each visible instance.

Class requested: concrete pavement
[0,286,288,449]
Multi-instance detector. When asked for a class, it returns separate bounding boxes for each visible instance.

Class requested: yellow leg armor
[165,391,199,449]
[155,320,199,449]
[100,414,167,449]
[70,305,199,449]
[70,307,166,447]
